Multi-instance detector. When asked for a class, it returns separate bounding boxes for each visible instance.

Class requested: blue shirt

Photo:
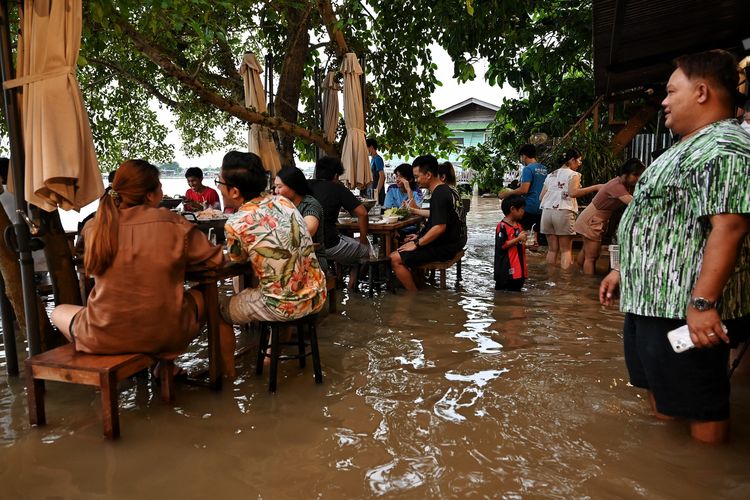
[520,162,547,214]
[370,154,384,191]
[383,184,423,208]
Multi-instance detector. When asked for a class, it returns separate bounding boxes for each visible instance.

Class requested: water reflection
[1,197,749,497]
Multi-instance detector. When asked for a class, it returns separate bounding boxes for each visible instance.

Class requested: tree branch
[89,58,180,108]
[316,0,348,57]
[111,14,337,156]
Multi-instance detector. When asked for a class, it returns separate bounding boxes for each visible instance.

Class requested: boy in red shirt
[184,167,221,211]
[494,195,528,291]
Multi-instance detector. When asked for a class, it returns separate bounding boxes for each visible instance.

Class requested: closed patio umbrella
[322,70,339,144]
[4,0,102,212]
[339,53,370,190]
[239,52,281,175]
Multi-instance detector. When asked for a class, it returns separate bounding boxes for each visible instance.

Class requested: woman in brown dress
[51,160,222,357]
[574,158,646,274]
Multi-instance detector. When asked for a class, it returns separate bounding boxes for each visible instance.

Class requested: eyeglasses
[214,175,229,188]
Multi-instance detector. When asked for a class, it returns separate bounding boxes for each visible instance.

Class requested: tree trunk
[39,209,82,307]
[275,4,313,168]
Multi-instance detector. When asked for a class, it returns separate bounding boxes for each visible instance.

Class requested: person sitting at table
[274,165,328,272]
[390,154,467,291]
[50,160,223,361]
[183,166,221,211]
[309,155,370,289]
[384,163,423,209]
[217,151,327,377]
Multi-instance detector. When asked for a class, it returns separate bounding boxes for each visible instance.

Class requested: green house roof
[445,121,491,131]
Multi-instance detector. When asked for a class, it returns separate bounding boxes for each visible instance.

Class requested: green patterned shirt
[618,119,750,319]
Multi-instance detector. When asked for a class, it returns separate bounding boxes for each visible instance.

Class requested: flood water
[1,197,749,498]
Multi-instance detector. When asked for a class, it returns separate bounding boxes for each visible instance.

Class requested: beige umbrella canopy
[339,53,370,190]
[322,70,340,144]
[4,0,102,212]
[239,52,281,176]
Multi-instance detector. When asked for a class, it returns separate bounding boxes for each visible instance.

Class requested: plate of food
[383,207,409,220]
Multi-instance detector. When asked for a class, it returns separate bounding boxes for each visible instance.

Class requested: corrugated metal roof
[445,121,491,131]
[594,0,750,98]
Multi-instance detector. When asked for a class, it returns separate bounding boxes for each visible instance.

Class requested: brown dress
[73,205,222,355]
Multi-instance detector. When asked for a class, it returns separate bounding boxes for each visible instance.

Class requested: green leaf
[290,214,300,247]
[255,247,292,260]
[279,252,297,286]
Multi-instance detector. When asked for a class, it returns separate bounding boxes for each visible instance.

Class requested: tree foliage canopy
[39,1,594,171]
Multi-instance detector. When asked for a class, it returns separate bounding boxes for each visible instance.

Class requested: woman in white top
[539,149,602,269]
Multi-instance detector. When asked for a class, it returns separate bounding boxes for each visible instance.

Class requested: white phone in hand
[667,323,729,353]
[667,325,694,353]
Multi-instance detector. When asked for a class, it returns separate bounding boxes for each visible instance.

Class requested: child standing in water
[494,195,528,291]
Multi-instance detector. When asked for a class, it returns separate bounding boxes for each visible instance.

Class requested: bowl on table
[159,197,183,209]
[360,199,376,212]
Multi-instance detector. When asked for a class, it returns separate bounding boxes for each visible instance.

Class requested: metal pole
[360,54,366,132]
[0,0,41,356]
[265,54,274,117]
[314,66,321,161]
[0,274,18,375]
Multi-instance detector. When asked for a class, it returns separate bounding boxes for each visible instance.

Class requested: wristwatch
[414,239,421,247]
[689,297,717,311]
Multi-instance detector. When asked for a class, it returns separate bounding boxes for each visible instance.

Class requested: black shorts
[495,278,524,292]
[400,245,460,268]
[622,313,749,421]
[521,211,546,245]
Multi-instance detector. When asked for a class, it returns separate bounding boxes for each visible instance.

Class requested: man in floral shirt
[216,151,326,377]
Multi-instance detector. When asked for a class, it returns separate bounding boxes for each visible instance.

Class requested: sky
[166,45,518,169]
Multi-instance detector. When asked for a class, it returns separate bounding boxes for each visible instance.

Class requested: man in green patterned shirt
[599,50,750,444]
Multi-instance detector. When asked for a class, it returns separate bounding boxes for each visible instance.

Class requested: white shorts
[541,209,576,236]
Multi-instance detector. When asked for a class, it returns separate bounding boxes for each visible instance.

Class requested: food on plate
[196,208,225,220]
[383,207,408,219]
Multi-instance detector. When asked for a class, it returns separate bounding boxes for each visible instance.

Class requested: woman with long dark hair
[273,165,328,270]
[51,160,222,356]
[384,163,422,209]
[574,158,645,274]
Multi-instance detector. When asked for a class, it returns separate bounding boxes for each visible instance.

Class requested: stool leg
[159,360,176,404]
[309,322,323,384]
[256,322,269,376]
[368,264,374,297]
[269,326,279,392]
[100,372,120,439]
[457,259,462,281]
[26,367,46,427]
[297,323,307,368]
[440,269,446,289]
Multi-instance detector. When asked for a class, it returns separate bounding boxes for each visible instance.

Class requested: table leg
[204,282,222,391]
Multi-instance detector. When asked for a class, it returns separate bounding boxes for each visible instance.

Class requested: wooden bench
[417,249,465,290]
[25,343,174,439]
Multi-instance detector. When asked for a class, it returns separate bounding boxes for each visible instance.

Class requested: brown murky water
[1,197,749,498]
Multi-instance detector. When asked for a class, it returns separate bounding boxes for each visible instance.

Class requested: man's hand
[398,241,418,252]
[403,234,417,243]
[599,270,620,306]
[686,307,729,348]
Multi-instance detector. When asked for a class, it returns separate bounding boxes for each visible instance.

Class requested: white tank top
[540,167,580,212]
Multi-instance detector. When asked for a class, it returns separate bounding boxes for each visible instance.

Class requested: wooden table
[336,215,424,256]
[185,262,254,390]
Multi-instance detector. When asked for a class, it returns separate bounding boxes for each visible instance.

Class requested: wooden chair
[25,343,174,439]
[256,314,322,392]
[416,249,465,290]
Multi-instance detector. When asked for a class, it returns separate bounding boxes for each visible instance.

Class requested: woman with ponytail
[539,149,603,269]
[51,160,222,357]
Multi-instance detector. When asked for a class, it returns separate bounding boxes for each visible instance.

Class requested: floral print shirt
[225,194,327,319]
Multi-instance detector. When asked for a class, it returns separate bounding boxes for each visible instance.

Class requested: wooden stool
[417,249,465,290]
[25,343,174,439]
[256,315,322,392]
[366,257,392,297]
[326,275,337,313]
